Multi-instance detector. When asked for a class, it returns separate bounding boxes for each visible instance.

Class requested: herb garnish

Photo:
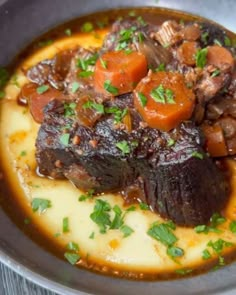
[89,232,95,239]
[77,53,98,71]
[71,81,80,93]
[104,80,118,95]
[211,69,221,78]
[195,48,208,68]
[65,28,72,36]
[155,63,166,72]
[20,150,27,157]
[63,217,70,233]
[81,22,94,33]
[83,100,104,114]
[151,84,175,104]
[191,151,204,160]
[67,241,79,251]
[64,252,80,265]
[105,106,128,123]
[147,222,177,246]
[100,57,108,69]
[79,71,94,78]
[64,102,77,117]
[207,239,234,254]
[201,32,209,44]
[139,202,149,210]
[167,246,184,259]
[120,225,134,238]
[36,85,49,94]
[137,92,147,107]
[229,220,236,233]
[194,212,226,234]
[78,189,95,202]
[60,133,70,146]
[31,198,51,214]
[116,140,130,155]
[90,199,112,234]
[175,269,192,275]
[167,139,175,147]
[38,40,53,47]
[202,249,212,260]
[110,205,124,229]
[214,39,222,46]
[224,36,232,46]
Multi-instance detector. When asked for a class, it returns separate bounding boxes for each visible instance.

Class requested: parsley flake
[139,202,149,210]
[191,151,204,160]
[175,269,192,275]
[63,217,70,233]
[31,198,51,214]
[137,92,147,107]
[167,246,184,259]
[202,249,212,260]
[151,84,175,104]
[67,241,79,251]
[224,36,232,46]
[83,100,104,114]
[195,48,208,68]
[71,82,80,93]
[65,28,72,36]
[64,252,80,265]
[116,140,130,155]
[36,85,49,94]
[90,199,112,233]
[147,222,177,247]
[60,133,70,146]
[229,220,236,233]
[100,57,108,69]
[167,139,175,147]
[120,225,134,238]
[211,69,221,77]
[104,80,118,95]
[81,22,94,33]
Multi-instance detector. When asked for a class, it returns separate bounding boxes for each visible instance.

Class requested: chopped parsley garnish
[64,252,80,265]
[65,28,72,36]
[63,217,70,233]
[100,57,108,69]
[24,218,31,225]
[36,84,49,94]
[11,74,20,88]
[110,205,124,229]
[151,84,175,104]
[78,189,94,202]
[194,212,226,234]
[89,232,95,239]
[83,100,104,114]
[224,36,232,46]
[229,220,236,233]
[20,150,27,157]
[147,222,177,247]
[38,40,53,47]
[54,233,61,238]
[207,239,234,254]
[126,205,136,212]
[139,202,149,210]
[79,70,94,78]
[116,140,130,155]
[77,53,98,71]
[81,22,94,33]
[105,106,128,124]
[167,246,184,259]
[67,241,79,251]
[155,63,165,72]
[60,133,70,146]
[137,16,146,26]
[71,81,80,93]
[211,69,221,77]
[90,199,112,234]
[64,102,77,117]
[120,225,134,238]
[104,80,118,95]
[175,269,192,275]
[0,91,5,99]
[128,10,136,17]
[214,39,222,46]
[31,198,51,214]
[202,249,212,260]
[167,138,175,147]
[195,48,208,68]
[201,32,209,44]
[191,151,204,160]
[0,67,9,89]
[137,92,147,107]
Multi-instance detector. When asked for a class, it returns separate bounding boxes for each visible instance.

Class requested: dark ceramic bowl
[0,1,236,294]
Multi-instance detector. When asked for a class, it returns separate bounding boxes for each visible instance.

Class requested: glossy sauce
[1,8,236,280]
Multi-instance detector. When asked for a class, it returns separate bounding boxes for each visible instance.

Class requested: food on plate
[1,8,236,279]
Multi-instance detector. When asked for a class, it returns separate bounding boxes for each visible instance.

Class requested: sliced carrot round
[177,41,199,66]
[94,50,148,96]
[202,124,228,157]
[134,72,195,131]
[207,45,234,69]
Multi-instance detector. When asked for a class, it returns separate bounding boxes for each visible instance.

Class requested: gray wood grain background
[0,0,235,294]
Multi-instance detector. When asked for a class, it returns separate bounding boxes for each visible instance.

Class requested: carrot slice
[202,124,228,157]
[94,50,148,96]
[19,83,63,123]
[207,45,234,69]
[177,41,199,66]
[134,72,195,131]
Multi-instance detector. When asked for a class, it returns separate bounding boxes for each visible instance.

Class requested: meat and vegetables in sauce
[1,8,236,279]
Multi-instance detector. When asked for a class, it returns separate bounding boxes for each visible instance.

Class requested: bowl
[0,0,236,294]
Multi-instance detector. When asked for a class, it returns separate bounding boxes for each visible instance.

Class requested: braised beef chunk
[31,17,235,226]
[36,97,228,226]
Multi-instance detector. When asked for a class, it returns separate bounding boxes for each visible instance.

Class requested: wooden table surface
[0,0,235,294]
